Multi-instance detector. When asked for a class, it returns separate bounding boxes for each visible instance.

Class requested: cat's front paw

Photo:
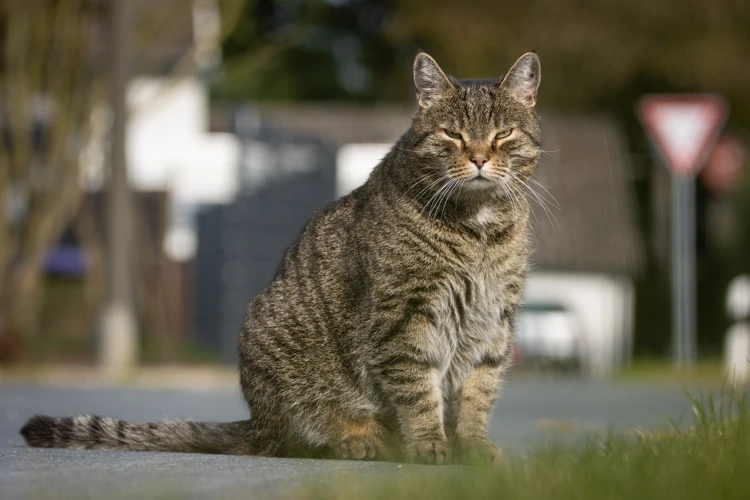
[454,438,503,466]
[404,439,451,465]
[336,435,385,461]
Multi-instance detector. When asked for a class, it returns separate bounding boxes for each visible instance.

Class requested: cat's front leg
[452,362,506,465]
[370,311,451,464]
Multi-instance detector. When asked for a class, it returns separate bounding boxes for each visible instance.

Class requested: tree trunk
[0,299,26,364]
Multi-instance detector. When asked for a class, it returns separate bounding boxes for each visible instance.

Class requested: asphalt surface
[0,378,710,499]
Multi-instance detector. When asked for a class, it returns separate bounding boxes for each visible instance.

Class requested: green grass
[298,387,750,500]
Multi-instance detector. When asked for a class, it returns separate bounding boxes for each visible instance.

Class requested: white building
[92,77,242,262]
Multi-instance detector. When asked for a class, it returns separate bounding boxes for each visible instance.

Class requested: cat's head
[408,52,542,203]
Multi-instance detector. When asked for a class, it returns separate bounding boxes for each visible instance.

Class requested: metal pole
[671,175,684,369]
[683,177,697,365]
[671,175,697,369]
[101,0,138,375]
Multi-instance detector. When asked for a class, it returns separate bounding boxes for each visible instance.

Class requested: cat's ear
[500,52,541,107]
[413,52,454,108]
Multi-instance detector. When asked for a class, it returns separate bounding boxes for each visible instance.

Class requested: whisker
[506,181,529,224]
[539,149,559,159]
[440,179,462,220]
[396,172,438,204]
[499,182,519,222]
[437,178,461,219]
[515,175,560,211]
[422,178,452,218]
[514,185,539,245]
[526,176,561,209]
[427,178,456,219]
[516,177,559,229]
[430,180,450,219]
[392,145,421,153]
[512,174,559,218]
[411,174,449,207]
[528,191,558,229]
[509,181,539,242]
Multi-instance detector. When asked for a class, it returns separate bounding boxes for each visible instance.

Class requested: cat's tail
[20,415,257,454]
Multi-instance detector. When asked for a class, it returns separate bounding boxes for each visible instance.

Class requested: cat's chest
[428,261,511,379]
[440,258,510,336]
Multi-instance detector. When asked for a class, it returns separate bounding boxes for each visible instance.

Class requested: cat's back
[241,182,377,338]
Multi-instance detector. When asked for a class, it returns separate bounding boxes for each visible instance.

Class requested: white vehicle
[515,303,583,372]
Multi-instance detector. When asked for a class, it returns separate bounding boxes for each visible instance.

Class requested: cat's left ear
[500,52,541,107]
[413,52,454,108]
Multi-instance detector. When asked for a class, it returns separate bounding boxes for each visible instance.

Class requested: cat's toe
[454,438,503,466]
[337,436,383,460]
[404,439,451,465]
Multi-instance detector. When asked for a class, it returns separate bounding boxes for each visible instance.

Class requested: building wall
[336,143,392,197]
[124,77,242,262]
[524,272,635,378]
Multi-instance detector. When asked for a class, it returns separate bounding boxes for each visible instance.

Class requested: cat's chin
[464,176,497,191]
[456,178,504,205]
[461,177,498,192]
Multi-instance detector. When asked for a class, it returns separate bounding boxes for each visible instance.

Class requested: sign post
[637,95,728,369]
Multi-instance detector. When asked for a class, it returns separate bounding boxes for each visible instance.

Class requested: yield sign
[637,94,728,177]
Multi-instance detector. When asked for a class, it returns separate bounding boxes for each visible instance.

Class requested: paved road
[0,378,708,499]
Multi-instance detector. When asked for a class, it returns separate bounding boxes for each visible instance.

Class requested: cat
[21,51,542,465]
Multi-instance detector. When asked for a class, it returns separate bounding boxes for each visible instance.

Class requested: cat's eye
[444,129,464,141]
[495,129,513,141]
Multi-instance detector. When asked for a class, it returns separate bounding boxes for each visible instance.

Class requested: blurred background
[1,0,749,381]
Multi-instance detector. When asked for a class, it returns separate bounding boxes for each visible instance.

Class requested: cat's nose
[470,156,488,168]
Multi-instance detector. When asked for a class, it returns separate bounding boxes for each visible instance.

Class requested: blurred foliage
[216,0,750,126]
[0,0,107,361]
[725,167,750,275]
[215,0,403,100]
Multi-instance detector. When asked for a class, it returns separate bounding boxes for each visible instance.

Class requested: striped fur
[21,53,543,465]
[20,415,255,454]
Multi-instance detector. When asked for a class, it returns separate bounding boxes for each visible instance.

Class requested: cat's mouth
[472,168,497,182]
[463,175,495,191]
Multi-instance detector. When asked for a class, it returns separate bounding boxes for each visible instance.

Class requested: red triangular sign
[637,95,728,177]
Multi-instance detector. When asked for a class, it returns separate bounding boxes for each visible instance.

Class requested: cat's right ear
[413,53,454,108]
[500,52,541,107]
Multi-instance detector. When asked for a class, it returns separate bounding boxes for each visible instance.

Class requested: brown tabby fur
[21,52,543,465]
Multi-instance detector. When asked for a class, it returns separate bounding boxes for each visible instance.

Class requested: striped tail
[20,415,255,454]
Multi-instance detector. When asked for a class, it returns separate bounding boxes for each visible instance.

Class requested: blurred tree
[214,0,405,101]
[0,0,245,364]
[724,164,750,275]
[391,0,750,118]
[216,0,750,125]
[0,0,104,362]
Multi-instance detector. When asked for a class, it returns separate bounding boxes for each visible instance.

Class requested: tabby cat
[21,51,542,465]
